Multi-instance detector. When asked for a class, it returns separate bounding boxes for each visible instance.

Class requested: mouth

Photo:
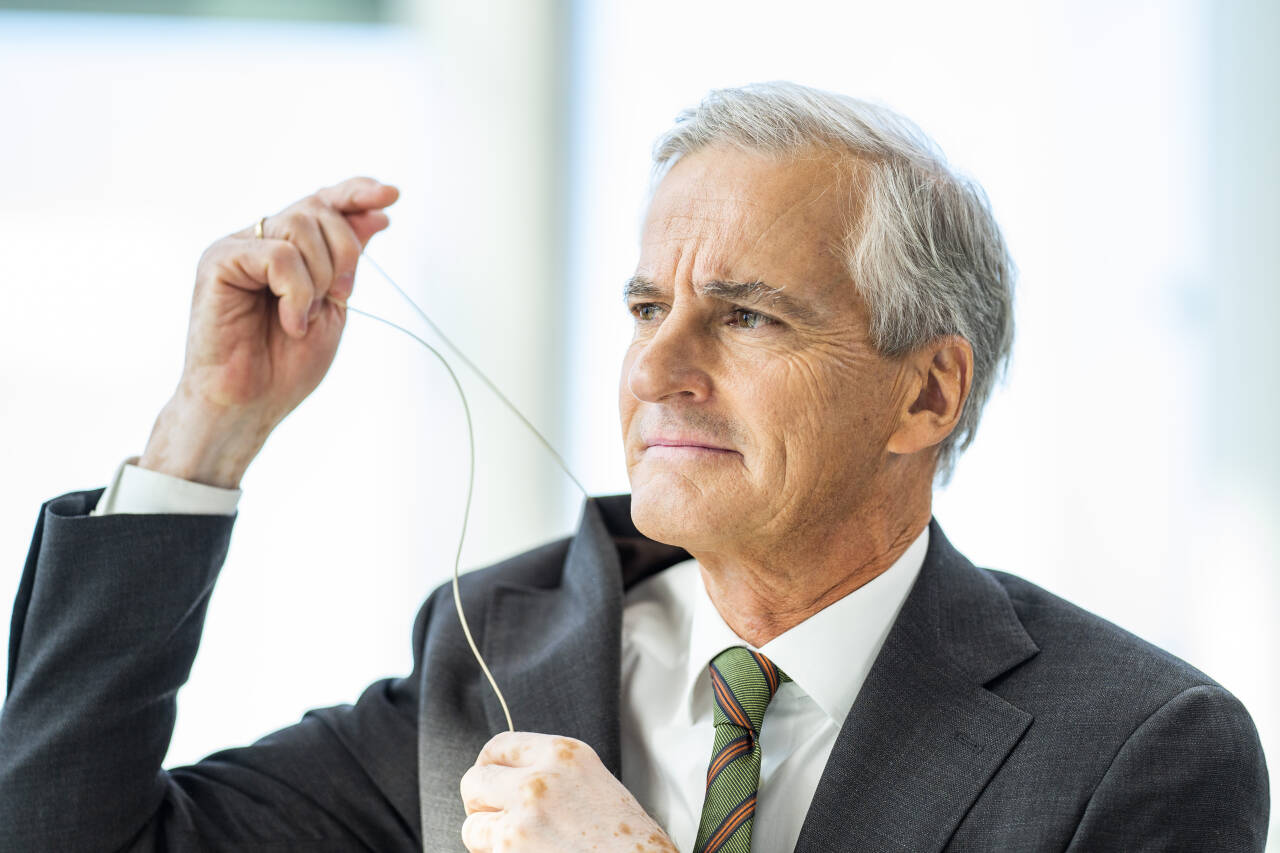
[641,437,739,459]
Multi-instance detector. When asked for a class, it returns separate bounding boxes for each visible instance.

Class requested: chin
[628,469,733,550]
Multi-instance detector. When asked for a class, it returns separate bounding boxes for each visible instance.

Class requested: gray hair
[651,81,1015,481]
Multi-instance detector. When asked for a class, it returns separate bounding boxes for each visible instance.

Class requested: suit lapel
[417,496,686,849]
[475,496,687,764]
[794,520,1039,852]
[479,498,628,770]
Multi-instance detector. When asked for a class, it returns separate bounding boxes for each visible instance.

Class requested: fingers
[203,237,314,338]
[459,762,552,851]
[268,210,333,322]
[477,731,540,768]
[460,763,511,815]
[461,810,500,852]
[459,732,653,853]
[345,208,391,249]
[210,177,396,338]
[257,240,315,338]
[315,175,399,214]
[262,180,394,307]
[312,204,363,308]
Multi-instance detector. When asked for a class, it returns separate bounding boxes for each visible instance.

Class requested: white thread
[359,253,589,499]
[335,252,589,735]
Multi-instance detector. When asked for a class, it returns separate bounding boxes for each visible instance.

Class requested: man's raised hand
[138,176,398,489]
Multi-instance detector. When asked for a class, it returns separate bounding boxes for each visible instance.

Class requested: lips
[640,435,732,448]
[641,434,737,455]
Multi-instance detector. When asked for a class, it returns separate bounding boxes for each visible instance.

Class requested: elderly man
[0,83,1269,852]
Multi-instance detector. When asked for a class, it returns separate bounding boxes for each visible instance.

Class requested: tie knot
[707,647,790,735]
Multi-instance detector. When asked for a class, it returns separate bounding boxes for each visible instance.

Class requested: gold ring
[254,216,267,239]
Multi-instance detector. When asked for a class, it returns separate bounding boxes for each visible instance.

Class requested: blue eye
[731,309,772,329]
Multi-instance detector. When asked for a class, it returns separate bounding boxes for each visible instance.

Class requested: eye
[630,303,663,322]
[729,308,774,329]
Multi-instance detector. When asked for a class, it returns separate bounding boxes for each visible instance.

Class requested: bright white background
[0,5,584,770]
[1,1,1276,847]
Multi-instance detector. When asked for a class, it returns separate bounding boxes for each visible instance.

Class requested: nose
[626,309,713,404]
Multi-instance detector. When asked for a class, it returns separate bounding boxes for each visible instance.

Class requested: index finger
[315,176,400,214]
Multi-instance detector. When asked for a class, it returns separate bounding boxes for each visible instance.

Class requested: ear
[886,335,974,458]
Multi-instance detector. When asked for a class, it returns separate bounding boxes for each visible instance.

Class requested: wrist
[139,389,272,489]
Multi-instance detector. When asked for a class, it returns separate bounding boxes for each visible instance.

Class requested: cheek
[762,351,893,470]
[710,355,827,490]
[764,353,846,432]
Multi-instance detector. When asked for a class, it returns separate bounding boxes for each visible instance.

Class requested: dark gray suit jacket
[0,487,1269,851]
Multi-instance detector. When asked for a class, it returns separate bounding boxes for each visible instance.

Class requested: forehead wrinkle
[650,208,741,247]
[744,180,836,251]
[738,182,848,289]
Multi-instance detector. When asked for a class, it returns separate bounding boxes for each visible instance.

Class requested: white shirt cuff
[91,455,242,517]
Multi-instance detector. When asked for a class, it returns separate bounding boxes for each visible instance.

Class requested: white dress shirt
[619,533,927,852]
[91,456,928,852]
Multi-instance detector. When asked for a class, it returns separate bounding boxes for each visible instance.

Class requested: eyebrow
[623,275,819,324]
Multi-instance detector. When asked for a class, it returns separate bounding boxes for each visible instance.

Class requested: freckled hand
[459,731,678,852]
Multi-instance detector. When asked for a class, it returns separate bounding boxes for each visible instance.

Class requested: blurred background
[0,0,1275,845]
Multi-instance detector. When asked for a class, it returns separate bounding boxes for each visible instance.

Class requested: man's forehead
[638,149,854,302]
[643,147,850,252]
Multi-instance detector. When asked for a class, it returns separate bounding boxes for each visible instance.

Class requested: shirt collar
[679,526,930,726]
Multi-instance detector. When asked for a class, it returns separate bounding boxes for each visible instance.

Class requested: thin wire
[358,251,589,498]
[328,255,589,735]
[334,298,514,733]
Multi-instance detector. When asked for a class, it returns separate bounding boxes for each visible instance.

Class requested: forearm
[137,388,273,490]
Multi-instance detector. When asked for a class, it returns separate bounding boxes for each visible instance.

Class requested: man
[0,82,1269,851]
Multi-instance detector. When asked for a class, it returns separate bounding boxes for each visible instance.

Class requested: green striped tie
[694,646,790,853]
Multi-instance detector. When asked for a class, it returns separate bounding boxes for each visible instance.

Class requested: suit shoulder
[941,566,1269,847]
[984,568,1225,706]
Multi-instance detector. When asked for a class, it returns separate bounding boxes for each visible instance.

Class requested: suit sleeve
[1066,683,1270,852]
[0,488,431,852]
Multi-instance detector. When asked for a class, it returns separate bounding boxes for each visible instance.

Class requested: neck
[689,491,931,648]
